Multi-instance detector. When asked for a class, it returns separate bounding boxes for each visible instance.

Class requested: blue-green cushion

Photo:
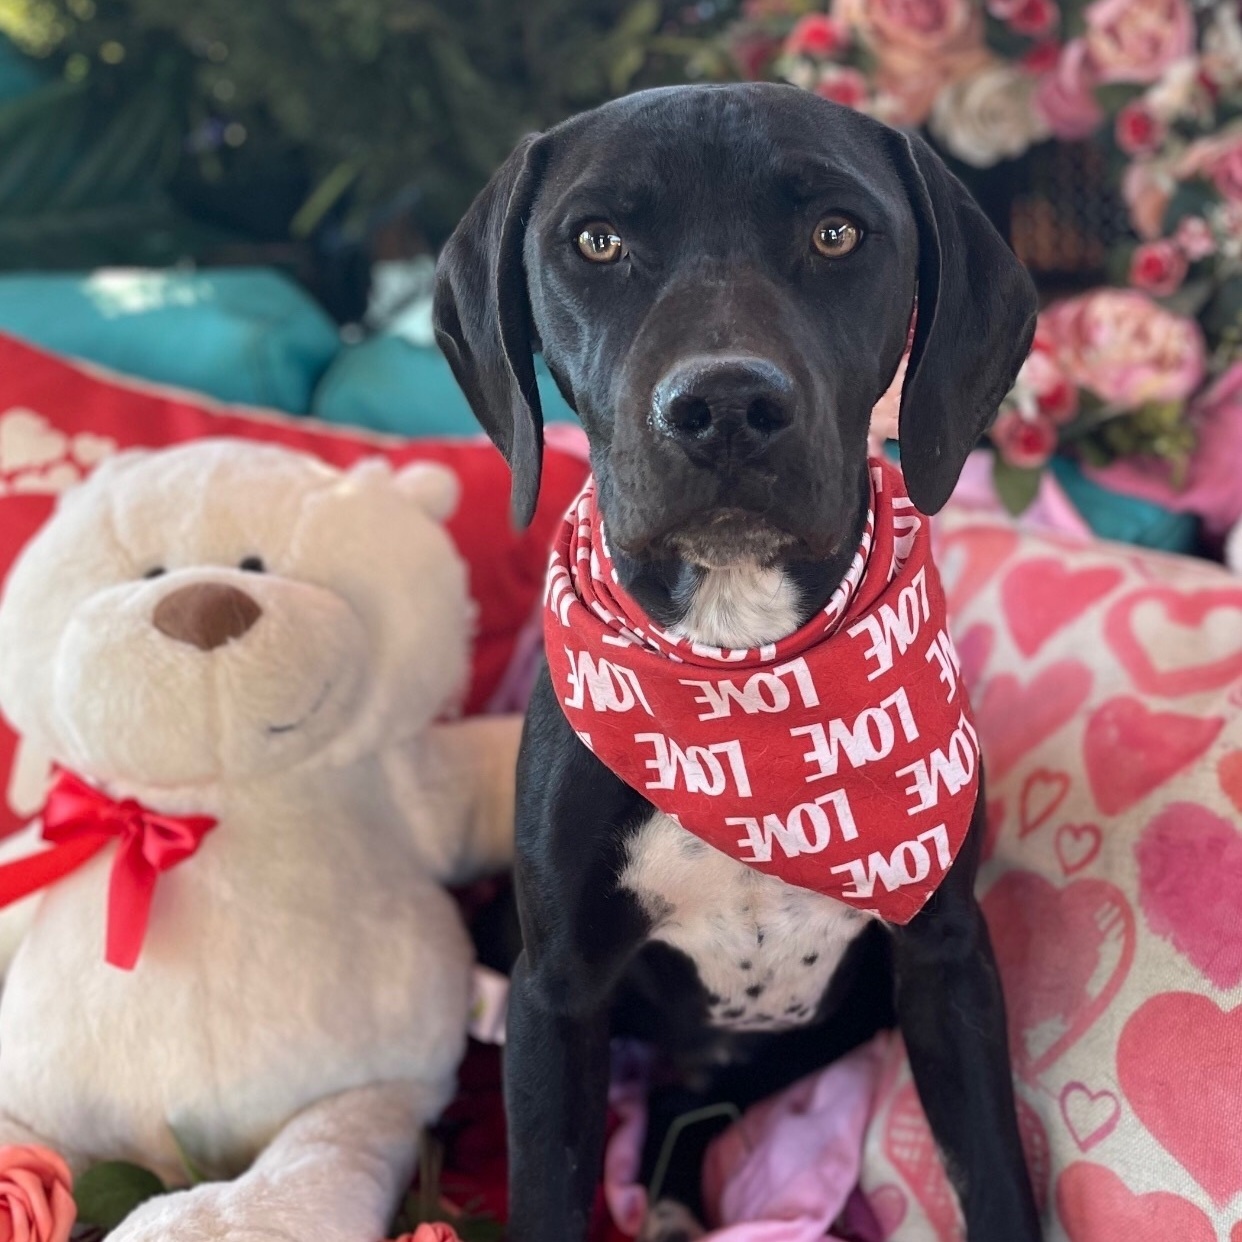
[1050,458,1198,553]
[312,334,579,437]
[0,268,341,413]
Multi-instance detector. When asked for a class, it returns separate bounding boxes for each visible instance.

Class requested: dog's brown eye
[576,223,623,264]
[812,215,861,259]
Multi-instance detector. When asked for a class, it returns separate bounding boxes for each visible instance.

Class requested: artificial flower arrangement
[703,0,1242,527]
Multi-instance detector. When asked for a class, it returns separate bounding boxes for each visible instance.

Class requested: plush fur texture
[0,439,521,1242]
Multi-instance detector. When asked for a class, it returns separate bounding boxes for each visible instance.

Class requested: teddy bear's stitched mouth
[267,680,333,735]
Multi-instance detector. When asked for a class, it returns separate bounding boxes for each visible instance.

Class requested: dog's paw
[637,1198,707,1242]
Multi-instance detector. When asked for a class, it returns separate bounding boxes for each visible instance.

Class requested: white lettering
[634,733,752,797]
[830,826,952,900]
[793,687,920,781]
[563,650,653,715]
[730,789,859,863]
[679,657,819,721]
[894,713,980,814]
[847,567,931,680]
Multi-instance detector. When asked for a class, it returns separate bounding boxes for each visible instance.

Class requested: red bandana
[543,458,978,923]
[0,769,217,969]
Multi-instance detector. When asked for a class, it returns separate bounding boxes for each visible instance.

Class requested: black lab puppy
[434,84,1042,1242]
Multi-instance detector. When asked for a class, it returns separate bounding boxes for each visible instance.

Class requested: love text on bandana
[543,459,978,924]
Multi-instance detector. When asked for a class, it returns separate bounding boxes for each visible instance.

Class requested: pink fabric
[603,1035,889,1241]
[949,451,1093,540]
[701,1036,890,1241]
[1083,363,1242,541]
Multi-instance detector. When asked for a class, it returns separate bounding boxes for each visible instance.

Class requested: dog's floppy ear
[434,134,548,528]
[887,131,1038,515]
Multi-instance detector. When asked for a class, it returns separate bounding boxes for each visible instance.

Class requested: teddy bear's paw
[107,1182,310,1242]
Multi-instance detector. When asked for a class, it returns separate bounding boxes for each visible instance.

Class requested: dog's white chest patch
[619,812,868,1032]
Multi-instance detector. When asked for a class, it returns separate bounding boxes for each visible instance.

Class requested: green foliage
[73,1162,167,1231]
[7,0,725,255]
[991,455,1042,516]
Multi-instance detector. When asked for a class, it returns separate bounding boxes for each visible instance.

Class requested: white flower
[929,64,1051,168]
[1144,56,1211,123]
[1204,1,1242,91]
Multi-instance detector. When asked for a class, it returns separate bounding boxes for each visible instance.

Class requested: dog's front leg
[505,669,653,1242]
[890,789,1042,1242]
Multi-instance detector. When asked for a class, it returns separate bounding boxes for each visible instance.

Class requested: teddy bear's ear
[394,462,460,523]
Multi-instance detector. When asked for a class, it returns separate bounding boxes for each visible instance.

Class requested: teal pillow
[312,334,579,437]
[1050,458,1198,553]
[0,268,341,413]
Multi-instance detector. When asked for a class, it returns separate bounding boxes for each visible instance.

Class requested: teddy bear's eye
[142,566,166,580]
[239,556,266,573]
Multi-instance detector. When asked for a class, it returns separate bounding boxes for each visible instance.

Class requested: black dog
[434,83,1041,1242]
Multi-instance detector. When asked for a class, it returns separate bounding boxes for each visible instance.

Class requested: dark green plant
[1,0,733,268]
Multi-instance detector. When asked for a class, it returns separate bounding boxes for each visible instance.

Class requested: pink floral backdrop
[701,0,1242,547]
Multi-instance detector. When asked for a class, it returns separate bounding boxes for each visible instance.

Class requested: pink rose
[1043,289,1206,407]
[390,1225,463,1242]
[1122,160,1175,239]
[1129,239,1189,296]
[1115,100,1166,155]
[1034,39,1103,140]
[991,410,1058,467]
[814,65,869,108]
[1175,215,1216,261]
[0,1146,75,1242]
[1177,132,1242,204]
[785,13,848,59]
[834,0,988,123]
[1020,347,1080,424]
[1083,0,1195,85]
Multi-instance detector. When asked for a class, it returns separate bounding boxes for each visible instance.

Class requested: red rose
[0,1146,75,1242]
[1115,101,1166,156]
[1021,41,1062,75]
[815,65,869,108]
[1007,0,1058,36]
[785,14,847,59]
[992,410,1058,468]
[1129,239,1189,297]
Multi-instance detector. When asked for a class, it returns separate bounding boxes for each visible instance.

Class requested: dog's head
[434,84,1036,568]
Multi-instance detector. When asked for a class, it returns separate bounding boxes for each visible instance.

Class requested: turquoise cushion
[312,334,579,437]
[1050,458,1198,553]
[0,269,340,413]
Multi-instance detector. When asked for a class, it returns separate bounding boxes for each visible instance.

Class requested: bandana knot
[542,457,978,923]
[0,769,217,969]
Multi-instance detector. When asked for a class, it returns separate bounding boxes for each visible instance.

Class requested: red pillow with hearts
[860,508,1242,1241]
[0,332,587,843]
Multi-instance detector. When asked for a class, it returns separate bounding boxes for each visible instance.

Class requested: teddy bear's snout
[153,582,263,651]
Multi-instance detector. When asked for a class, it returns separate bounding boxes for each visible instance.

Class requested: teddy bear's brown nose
[153,583,262,651]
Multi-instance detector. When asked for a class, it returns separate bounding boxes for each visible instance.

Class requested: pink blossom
[389,1225,463,1242]
[1175,216,1216,261]
[1122,160,1176,239]
[834,0,989,125]
[1042,288,1206,407]
[785,13,849,60]
[1115,100,1166,156]
[1177,132,1242,204]
[1129,239,1189,296]
[997,0,1058,38]
[1083,0,1195,85]
[1033,39,1103,140]
[992,410,1058,467]
[815,65,869,108]
[0,1147,75,1242]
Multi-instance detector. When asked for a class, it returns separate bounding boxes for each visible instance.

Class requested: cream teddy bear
[0,438,521,1242]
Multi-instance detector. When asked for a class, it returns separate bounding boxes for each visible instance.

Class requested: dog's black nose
[652,356,795,459]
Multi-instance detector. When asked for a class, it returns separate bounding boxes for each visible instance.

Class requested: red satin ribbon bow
[0,769,217,970]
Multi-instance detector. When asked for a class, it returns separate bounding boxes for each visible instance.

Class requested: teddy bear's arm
[0,820,45,977]
[381,714,522,886]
